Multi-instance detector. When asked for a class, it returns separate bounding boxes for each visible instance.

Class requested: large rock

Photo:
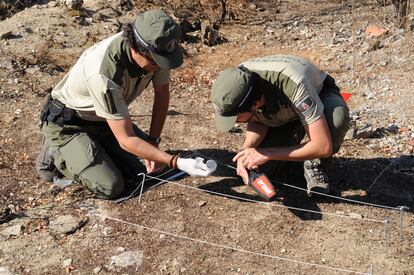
[48,215,88,236]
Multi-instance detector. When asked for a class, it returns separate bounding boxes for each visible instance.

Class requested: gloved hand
[176,157,217,177]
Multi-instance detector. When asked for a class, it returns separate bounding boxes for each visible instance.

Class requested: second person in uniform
[211,55,350,194]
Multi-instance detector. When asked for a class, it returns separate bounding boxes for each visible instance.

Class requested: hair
[121,23,148,54]
[237,70,264,113]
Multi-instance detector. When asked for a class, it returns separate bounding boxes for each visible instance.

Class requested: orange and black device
[248,170,277,201]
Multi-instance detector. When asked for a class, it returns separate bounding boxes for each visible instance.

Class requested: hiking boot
[303,159,330,195]
[35,136,57,182]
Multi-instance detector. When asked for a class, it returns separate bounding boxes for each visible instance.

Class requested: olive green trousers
[42,122,147,199]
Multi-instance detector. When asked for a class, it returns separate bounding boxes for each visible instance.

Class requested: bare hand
[236,158,249,185]
[233,148,269,170]
[145,159,164,174]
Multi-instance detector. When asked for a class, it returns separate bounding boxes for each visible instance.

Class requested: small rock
[201,20,219,46]
[62,258,72,267]
[47,1,59,7]
[198,201,207,207]
[280,248,286,253]
[109,251,143,268]
[249,3,257,10]
[1,224,24,238]
[365,25,387,37]
[93,266,102,274]
[61,0,83,9]
[348,213,363,219]
[0,207,13,224]
[116,247,126,253]
[355,125,375,139]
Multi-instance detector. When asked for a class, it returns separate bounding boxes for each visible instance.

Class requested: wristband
[169,154,179,169]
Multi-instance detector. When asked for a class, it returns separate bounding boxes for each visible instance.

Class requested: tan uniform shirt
[51,32,170,121]
[241,55,327,127]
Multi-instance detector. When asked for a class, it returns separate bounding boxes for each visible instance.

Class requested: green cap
[133,10,183,69]
[211,67,252,132]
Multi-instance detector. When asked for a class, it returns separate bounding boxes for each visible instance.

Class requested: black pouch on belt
[56,107,75,126]
[47,99,65,124]
[39,95,53,128]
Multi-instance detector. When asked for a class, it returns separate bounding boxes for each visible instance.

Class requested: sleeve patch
[295,95,315,114]
[104,89,117,114]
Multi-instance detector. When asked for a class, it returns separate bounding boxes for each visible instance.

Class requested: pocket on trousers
[58,133,96,176]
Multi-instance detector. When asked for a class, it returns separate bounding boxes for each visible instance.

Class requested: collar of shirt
[123,41,145,78]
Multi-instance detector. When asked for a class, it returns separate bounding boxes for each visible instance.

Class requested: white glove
[177,157,217,177]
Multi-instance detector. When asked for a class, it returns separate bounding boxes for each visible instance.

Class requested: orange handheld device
[248,171,277,201]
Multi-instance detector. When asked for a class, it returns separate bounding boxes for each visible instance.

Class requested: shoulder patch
[295,95,315,114]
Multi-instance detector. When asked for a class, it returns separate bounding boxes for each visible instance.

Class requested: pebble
[93,266,102,274]
[109,251,143,268]
[62,258,72,267]
[116,247,126,253]
[348,213,363,219]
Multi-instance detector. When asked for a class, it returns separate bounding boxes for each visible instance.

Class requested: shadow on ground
[191,149,414,220]
[117,148,413,218]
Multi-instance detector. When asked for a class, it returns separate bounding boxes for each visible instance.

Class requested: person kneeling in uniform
[211,55,350,194]
[36,10,213,199]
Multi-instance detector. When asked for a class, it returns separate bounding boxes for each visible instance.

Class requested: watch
[147,135,161,145]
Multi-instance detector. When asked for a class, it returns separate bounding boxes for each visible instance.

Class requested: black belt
[39,95,106,127]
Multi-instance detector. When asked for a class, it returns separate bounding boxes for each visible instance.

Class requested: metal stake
[383,219,390,257]
[137,173,146,204]
[396,206,409,242]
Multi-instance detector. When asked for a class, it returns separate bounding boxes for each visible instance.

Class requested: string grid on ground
[193,152,402,211]
[93,213,372,275]
[144,174,385,224]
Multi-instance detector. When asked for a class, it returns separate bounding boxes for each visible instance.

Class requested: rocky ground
[0,0,414,274]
